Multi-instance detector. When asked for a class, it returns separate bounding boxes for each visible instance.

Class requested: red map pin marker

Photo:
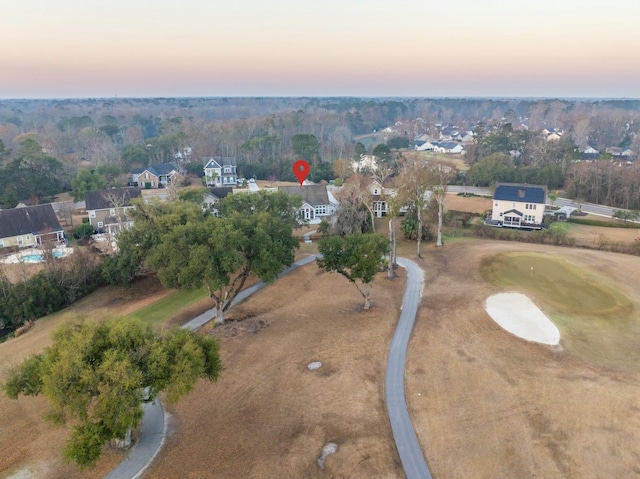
[292,159,310,185]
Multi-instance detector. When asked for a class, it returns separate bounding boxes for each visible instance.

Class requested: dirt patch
[444,192,492,214]
[406,240,640,479]
[144,263,407,479]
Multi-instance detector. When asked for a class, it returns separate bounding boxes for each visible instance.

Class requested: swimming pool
[20,251,64,263]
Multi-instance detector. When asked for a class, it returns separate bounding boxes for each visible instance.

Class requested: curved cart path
[106,255,431,478]
[387,258,432,479]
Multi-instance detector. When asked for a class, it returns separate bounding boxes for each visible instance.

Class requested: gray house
[278,185,336,223]
[85,187,142,234]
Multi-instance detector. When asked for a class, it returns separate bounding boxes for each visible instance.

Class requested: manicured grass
[482,251,639,370]
[125,288,208,326]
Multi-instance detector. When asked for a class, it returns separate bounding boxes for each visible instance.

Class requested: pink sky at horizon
[2,0,639,99]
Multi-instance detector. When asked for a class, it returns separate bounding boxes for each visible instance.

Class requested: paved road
[447,185,491,196]
[386,258,432,479]
[554,197,617,218]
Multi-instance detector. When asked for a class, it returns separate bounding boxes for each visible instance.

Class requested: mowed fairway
[407,240,640,478]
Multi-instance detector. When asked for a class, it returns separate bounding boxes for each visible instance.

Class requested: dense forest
[0,97,639,209]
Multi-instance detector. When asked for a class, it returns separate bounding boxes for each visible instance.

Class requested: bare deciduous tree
[397,158,432,258]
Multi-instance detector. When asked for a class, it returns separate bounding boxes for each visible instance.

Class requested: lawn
[481,251,639,370]
[125,287,208,326]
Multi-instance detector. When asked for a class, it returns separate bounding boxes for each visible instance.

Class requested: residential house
[432,141,464,154]
[203,157,238,186]
[460,133,475,144]
[0,204,64,250]
[85,187,142,235]
[131,162,179,188]
[203,186,233,214]
[415,141,436,152]
[490,183,547,229]
[369,179,396,217]
[278,185,336,223]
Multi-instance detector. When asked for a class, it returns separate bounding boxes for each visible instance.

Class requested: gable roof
[0,204,62,238]
[278,185,330,206]
[131,162,178,176]
[85,187,142,211]
[493,183,547,204]
[503,209,523,216]
[203,157,237,168]
[207,186,233,200]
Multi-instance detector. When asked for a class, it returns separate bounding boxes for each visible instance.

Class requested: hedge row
[568,218,640,228]
[0,255,104,339]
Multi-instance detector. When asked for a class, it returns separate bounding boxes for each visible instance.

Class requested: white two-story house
[203,157,238,186]
[491,183,547,229]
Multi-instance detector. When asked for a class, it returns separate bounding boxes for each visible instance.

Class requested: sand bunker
[485,292,560,345]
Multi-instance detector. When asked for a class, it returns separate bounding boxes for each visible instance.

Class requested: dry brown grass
[0,275,171,479]
[443,193,492,214]
[4,230,640,479]
[567,222,640,247]
[144,262,407,479]
[406,240,640,479]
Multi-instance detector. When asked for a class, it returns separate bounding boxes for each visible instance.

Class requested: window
[17,236,23,246]
[315,205,327,215]
[110,208,116,216]
[97,222,104,228]
[145,172,149,179]
[26,235,31,240]
[0,239,4,248]
[89,211,96,218]
[224,167,231,173]
[495,202,498,206]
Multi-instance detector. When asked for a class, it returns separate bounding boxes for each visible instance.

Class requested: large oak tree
[3,317,221,468]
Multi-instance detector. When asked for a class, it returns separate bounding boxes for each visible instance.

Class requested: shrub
[74,223,95,239]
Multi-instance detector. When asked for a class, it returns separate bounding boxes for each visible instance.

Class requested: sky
[2,0,640,99]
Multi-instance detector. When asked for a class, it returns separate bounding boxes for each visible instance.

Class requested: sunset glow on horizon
[2,0,639,99]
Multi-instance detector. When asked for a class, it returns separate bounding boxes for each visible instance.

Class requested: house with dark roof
[131,162,179,188]
[490,183,547,229]
[85,187,142,234]
[0,204,64,250]
[278,184,336,223]
[203,157,238,186]
[203,186,233,214]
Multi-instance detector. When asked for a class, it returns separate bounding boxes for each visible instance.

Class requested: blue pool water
[20,251,64,263]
